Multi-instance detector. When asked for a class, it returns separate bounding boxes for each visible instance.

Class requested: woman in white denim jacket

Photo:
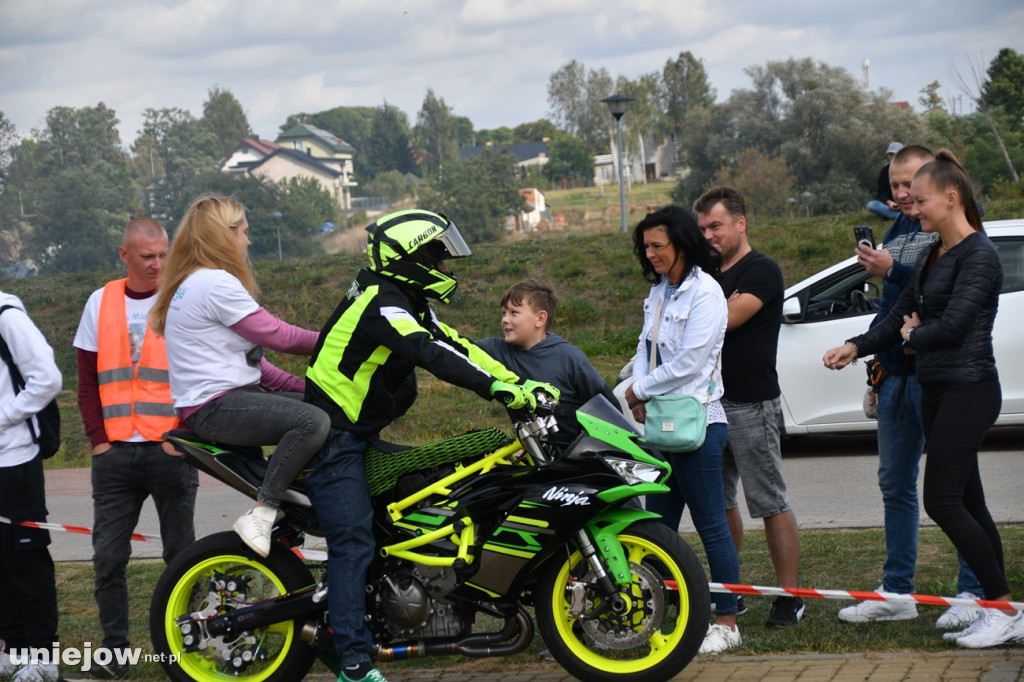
[623,205,740,655]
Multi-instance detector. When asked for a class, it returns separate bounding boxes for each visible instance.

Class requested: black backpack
[0,305,61,458]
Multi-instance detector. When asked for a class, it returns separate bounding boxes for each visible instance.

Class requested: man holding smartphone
[840,145,983,629]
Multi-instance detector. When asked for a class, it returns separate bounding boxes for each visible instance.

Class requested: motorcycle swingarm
[191,586,324,637]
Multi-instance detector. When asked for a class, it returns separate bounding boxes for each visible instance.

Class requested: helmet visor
[435,220,472,260]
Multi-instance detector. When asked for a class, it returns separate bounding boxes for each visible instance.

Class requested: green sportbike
[150,394,710,682]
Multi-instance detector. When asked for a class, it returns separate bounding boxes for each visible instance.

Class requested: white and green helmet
[365,209,471,303]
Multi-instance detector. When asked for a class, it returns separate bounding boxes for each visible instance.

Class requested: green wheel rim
[548,532,692,673]
[162,553,296,681]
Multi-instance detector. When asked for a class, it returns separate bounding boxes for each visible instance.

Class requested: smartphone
[854,225,875,249]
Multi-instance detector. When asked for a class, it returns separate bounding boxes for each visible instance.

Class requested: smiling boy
[476,279,617,443]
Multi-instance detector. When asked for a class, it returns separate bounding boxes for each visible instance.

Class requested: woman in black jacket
[823,150,1021,648]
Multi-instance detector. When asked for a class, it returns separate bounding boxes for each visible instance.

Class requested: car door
[777,260,884,435]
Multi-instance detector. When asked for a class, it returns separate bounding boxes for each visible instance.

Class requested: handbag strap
[648,297,721,407]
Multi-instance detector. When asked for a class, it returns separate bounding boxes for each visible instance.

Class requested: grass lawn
[52,525,1023,680]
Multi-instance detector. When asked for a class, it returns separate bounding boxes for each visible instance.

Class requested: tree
[919,80,945,112]
[474,126,513,146]
[25,104,136,272]
[717,148,795,217]
[453,115,475,148]
[0,111,15,185]
[202,85,252,157]
[688,58,928,211]
[137,107,221,220]
[422,148,524,243]
[982,48,1024,125]
[414,89,460,178]
[513,119,558,143]
[543,132,593,188]
[363,102,415,178]
[546,60,615,154]
[951,52,1019,183]
[663,51,716,136]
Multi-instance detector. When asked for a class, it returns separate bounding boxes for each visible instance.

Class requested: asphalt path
[39,426,1024,562]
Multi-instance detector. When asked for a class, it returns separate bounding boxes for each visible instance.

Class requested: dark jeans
[921,380,1006,599]
[91,441,198,649]
[186,389,330,508]
[0,455,58,649]
[646,423,739,616]
[305,429,375,667]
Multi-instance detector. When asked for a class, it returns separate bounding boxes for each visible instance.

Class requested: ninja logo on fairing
[542,486,591,507]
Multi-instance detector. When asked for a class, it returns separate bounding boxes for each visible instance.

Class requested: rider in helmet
[304,209,556,682]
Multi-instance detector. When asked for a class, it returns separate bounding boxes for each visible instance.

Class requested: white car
[778,219,1024,435]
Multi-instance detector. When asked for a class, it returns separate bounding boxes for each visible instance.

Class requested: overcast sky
[1,0,1022,148]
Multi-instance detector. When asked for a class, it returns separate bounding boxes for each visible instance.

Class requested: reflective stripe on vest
[96,279,178,441]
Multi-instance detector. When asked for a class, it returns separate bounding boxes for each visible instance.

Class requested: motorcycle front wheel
[149,531,320,682]
[535,519,709,682]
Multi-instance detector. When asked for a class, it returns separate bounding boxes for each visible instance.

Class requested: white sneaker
[233,505,279,557]
[0,651,21,680]
[935,592,984,629]
[10,662,59,682]
[837,586,918,622]
[944,608,992,642]
[955,609,1024,649]
[698,623,741,654]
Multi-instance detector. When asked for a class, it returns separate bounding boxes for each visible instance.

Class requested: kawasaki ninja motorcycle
[149,395,710,682]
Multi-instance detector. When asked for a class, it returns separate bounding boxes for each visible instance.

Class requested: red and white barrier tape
[708,583,1024,611]
[0,514,161,543]
[4,514,1022,611]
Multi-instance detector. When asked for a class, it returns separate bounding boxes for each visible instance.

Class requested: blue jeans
[92,442,198,649]
[305,429,375,666]
[186,389,330,508]
[646,423,739,616]
[876,374,981,596]
[867,200,900,220]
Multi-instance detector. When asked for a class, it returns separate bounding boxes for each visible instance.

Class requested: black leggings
[921,380,1006,599]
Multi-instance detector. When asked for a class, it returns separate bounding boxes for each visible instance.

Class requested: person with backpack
[0,290,62,682]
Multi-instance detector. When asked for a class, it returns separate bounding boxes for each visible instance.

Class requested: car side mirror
[782,291,807,323]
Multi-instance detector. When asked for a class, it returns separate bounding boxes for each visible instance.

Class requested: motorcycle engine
[377,564,467,638]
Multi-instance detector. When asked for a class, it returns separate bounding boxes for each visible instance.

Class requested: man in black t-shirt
[696,186,803,628]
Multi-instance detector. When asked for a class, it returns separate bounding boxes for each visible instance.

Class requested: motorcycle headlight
[606,458,664,485]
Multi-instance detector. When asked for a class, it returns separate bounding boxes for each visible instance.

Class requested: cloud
[0,0,1021,146]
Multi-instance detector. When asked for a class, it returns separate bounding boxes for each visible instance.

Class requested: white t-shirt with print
[163,268,260,409]
[73,287,159,442]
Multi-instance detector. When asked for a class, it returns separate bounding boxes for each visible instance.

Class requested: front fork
[571,508,664,618]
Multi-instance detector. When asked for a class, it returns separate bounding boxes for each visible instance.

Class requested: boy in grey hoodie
[476,279,616,443]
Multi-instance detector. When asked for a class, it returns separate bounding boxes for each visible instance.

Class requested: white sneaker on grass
[944,609,992,642]
[954,609,1024,649]
[698,623,741,654]
[837,585,918,622]
[233,505,280,557]
[10,662,59,682]
[0,652,21,680]
[935,592,984,630]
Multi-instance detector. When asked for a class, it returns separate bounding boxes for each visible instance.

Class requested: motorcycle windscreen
[576,394,639,435]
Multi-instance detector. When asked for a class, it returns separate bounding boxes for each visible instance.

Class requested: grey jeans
[186,389,330,507]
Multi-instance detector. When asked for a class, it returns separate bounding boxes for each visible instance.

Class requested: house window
[292,141,302,150]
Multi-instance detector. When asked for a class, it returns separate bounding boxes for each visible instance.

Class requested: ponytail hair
[915,149,983,232]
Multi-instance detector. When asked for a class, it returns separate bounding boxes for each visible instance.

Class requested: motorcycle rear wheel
[149,531,319,682]
[535,519,709,682]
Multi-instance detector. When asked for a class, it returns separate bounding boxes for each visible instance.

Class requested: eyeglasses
[644,242,671,252]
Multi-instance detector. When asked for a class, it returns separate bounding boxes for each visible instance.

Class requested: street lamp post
[801,192,814,218]
[602,94,634,233]
[272,212,283,261]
